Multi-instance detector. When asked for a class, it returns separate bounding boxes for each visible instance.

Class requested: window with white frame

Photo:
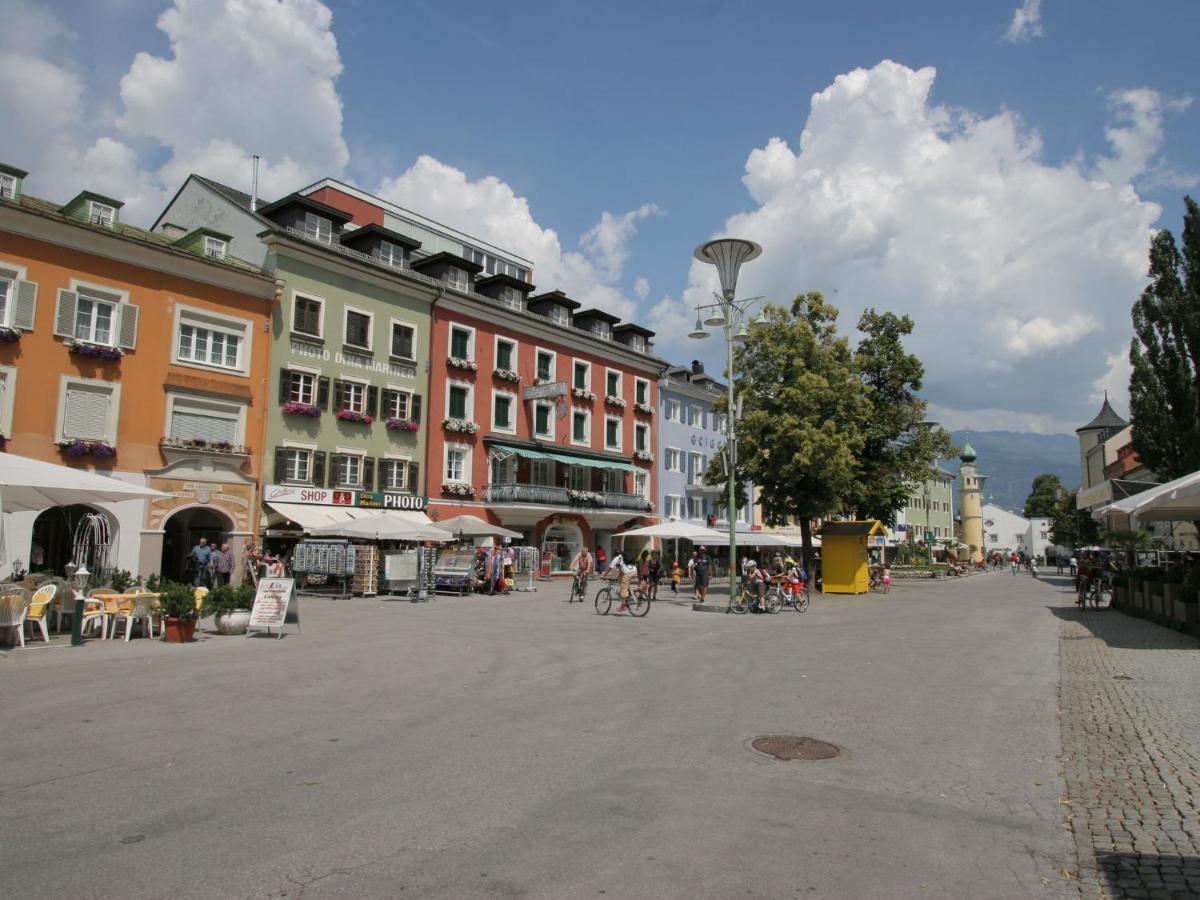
[532,459,555,486]
[594,321,612,341]
[628,334,646,353]
[177,318,243,371]
[534,401,553,438]
[378,241,405,267]
[167,393,244,445]
[340,380,366,414]
[445,443,469,482]
[490,454,516,484]
[665,495,682,519]
[498,286,523,310]
[716,413,728,433]
[495,337,516,371]
[604,469,623,493]
[447,382,471,420]
[536,349,555,382]
[686,405,702,427]
[449,324,474,360]
[0,173,15,200]
[688,452,705,485]
[344,309,372,350]
[573,360,590,390]
[665,448,682,471]
[384,388,411,420]
[203,236,226,259]
[287,370,315,404]
[381,459,409,490]
[88,201,115,227]
[293,294,323,338]
[0,268,14,326]
[687,496,705,519]
[664,399,680,421]
[634,422,648,452]
[634,472,648,499]
[58,377,119,443]
[604,416,621,450]
[390,320,415,359]
[302,211,332,243]
[493,391,515,432]
[334,453,363,487]
[74,286,120,346]
[283,448,312,483]
[446,266,469,290]
[571,409,590,444]
[548,305,569,325]
[0,365,16,437]
[605,369,621,397]
[569,465,590,490]
[635,378,649,405]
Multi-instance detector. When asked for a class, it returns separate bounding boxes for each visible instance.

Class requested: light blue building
[657,362,754,555]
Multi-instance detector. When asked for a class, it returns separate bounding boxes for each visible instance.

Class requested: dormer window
[302,211,332,243]
[629,335,646,352]
[204,236,227,259]
[594,321,612,341]
[379,241,404,267]
[446,266,468,290]
[89,201,116,228]
[548,305,569,325]
[498,286,523,311]
[0,173,15,200]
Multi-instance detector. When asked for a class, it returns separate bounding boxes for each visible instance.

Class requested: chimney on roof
[691,360,704,375]
[250,155,259,212]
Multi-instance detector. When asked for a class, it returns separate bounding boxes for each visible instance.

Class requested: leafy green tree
[1049,490,1099,550]
[844,309,955,525]
[1129,196,1200,483]
[1023,473,1063,518]
[720,292,870,570]
[1101,527,1152,568]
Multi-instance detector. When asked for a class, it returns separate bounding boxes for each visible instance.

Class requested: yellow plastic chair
[110,593,158,641]
[0,589,32,647]
[193,586,209,618]
[24,584,56,643]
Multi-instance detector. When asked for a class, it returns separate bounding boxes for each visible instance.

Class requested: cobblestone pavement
[1056,580,1200,899]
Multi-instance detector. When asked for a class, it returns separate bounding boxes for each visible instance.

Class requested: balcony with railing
[482,483,652,512]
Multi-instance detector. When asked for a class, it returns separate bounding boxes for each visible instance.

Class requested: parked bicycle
[1077,575,1113,610]
[594,581,651,617]
[774,575,811,613]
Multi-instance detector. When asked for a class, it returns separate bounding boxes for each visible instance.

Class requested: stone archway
[159,506,234,584]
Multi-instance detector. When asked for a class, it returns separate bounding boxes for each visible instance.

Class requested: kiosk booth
[819,520,887,594]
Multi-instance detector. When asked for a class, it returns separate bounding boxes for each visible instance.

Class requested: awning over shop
[489,442,640,473]
[265,502,433,533]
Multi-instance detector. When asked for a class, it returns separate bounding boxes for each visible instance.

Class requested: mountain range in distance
[940,430,1081,514]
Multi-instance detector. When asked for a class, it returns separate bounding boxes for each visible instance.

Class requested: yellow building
[957,442,985,564]
[818,520,887,594]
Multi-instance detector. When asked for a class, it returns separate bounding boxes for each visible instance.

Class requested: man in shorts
[693,545,711,602]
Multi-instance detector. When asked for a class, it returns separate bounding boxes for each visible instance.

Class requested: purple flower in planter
[282,401,321,417]
[0,327,20,343]
[92,443,117,458]
[335,409,374,424]
[386,418,419,432]
[69,341,123,360]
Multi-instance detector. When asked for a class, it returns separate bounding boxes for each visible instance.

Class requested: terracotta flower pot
[163,616,197,643]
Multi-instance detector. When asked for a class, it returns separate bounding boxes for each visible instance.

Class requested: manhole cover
[751,735,841,760]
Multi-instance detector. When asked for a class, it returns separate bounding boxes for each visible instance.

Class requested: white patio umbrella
[436,515,523,541]
[1102,471,1200,522]
[308,513,453,542]
[613,521,727,541]
[0,452,171,513]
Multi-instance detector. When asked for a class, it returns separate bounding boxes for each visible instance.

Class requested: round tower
[958,441,986,564]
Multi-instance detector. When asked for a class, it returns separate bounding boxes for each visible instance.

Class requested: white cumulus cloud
[1003,0,1044,43]
[657,60,1171,433]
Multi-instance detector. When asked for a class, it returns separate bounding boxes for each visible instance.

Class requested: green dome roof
[959,441,977,463]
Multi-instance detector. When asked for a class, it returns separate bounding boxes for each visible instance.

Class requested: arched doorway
[30,505,115,577]
[160,507,233,584]
[542,520,584,575]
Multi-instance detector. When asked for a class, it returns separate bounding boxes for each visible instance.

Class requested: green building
[897,466,957,556]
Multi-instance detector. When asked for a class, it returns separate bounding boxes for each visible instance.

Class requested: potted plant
[204,584,257,635]
[158,581,199,643]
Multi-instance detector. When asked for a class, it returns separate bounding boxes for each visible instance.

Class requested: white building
[981,504,1054,560]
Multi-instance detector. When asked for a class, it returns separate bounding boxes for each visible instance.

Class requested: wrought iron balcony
[482,483,652,512]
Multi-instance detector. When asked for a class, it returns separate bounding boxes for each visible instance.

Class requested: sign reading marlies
[247,577,299,639]
[523,381,567,401]
[264,484,428,511]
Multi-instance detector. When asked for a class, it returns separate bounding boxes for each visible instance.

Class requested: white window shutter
[54,289,78,338]
[63,386,111,441]
[12,280,37,331]
[117,303,139,350]
[170,410,237,443]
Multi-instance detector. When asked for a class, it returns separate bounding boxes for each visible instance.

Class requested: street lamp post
[689,238,762,608]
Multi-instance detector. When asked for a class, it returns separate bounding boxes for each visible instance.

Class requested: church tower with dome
[957,440,986,564]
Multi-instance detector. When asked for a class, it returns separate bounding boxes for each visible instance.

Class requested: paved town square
[11,572,1185,899]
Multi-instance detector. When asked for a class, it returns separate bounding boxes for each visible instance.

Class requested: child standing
[670,560,682,595]
[882,566,892,594]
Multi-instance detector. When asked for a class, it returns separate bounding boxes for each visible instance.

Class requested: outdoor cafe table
[91,593,162,639]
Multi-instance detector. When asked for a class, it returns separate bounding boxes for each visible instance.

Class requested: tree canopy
[1129,196,1200,482]
[1048,489,1100,550]
[1023,473,1063,518]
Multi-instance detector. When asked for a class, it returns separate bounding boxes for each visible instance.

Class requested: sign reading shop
[264,484,428,511]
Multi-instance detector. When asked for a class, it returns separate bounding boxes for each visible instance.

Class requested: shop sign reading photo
[264,484,428,511]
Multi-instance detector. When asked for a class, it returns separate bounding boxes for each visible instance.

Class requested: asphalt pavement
[0,572,1074,899]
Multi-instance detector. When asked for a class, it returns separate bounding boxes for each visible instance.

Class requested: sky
[2,0,1197,434]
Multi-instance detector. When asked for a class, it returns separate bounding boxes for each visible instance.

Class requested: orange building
[0,163,277,582]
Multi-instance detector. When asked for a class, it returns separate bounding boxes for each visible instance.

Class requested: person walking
[882,565,892,594]
[647,550,662,601]
[693,545,711,602]
[210,543,235,587]
[190,537,213,587]
[670,559,682,595]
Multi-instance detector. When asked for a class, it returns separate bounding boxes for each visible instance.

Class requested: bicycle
[568,570,589,603]
[594,581,651,617]
[1077,576,1113,610]
[775,576,810,613]
[868,566,883,593]
[728,583,782,615]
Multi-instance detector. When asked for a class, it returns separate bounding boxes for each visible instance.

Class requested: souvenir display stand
[291,539,355,598]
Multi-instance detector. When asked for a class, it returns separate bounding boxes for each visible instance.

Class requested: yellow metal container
[818,520,887,594]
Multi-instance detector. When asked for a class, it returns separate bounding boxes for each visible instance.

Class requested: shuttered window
[381,460,408,491]
[293,296,322,337]
[285,449,311,483]
[448,385,468,420]
[450,326,471,360]
[391,322,415,359]
[385,390,410,420]
[345,310,371,349]
[289,372,315,404]
[74,293,116,345]
[0,277,9,325]
[62,383,113,441]
[335,455,362,487]
[169,409,238,444]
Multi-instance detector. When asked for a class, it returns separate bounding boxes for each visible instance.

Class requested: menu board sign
[247,578,298,639]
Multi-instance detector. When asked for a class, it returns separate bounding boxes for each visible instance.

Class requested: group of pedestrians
[569,544,715,611]
[188,537,236,587]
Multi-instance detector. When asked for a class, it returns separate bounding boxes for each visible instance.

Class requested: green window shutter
[366,386,378,418]
[12,280,37,331]
[53,289,78,338]
[362,457,375,491]
[316,377,330,410]
[274,448,287,483]
[408,461,420,495]
[278,369,292,405]
[117,303,139,350]
[312,451,326,486]
[381,389,397,419]
[410,394,421,423]
[449,388,465,420]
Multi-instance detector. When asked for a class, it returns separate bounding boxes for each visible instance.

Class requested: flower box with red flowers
[282,401,321,417]
[68,341,123,360]
[386,418,419,432]
[335,409,374,425]
[0,326,20,343]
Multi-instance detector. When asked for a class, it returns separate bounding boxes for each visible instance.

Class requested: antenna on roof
[251,155,260,212]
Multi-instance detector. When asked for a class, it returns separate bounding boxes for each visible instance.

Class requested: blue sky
[3,0,1197,433]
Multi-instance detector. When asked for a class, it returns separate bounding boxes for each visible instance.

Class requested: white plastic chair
[24,584,56,643]
[110,593,157,641]
[0,588,33,648]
